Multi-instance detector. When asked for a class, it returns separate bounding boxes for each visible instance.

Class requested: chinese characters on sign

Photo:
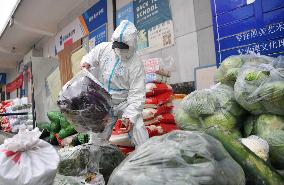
[235,22,284,42]
[89,24,107,50]
[237,38,284,55]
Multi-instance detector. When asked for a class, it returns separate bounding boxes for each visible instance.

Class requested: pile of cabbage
[176,83,246,137]
[175,54,284,170]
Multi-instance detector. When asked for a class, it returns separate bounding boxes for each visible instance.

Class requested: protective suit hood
[111,20,137,60]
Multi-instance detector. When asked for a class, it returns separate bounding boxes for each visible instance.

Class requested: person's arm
[80,42,109,69]
[122,58,146,132]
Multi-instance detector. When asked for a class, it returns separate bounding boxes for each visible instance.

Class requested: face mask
[114,48,133,60]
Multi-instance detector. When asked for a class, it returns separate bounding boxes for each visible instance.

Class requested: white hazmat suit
[80,20,149,146]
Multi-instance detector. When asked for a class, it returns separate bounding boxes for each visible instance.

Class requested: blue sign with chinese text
[0,73,6,84]
[82,0,107,33]
[89,24,107,45]
[117,2,134,25]
[210,0,284,66]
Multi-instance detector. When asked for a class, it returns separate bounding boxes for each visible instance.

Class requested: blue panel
[210,0,284,66]
[262,0,284,13]
[212,0,246,15]
[263,7,284,24]
[82,0,107,33]
[0,73,6,84]
[217,5,254,26]
[218,17,256,38]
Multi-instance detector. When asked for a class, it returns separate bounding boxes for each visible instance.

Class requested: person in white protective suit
[80,20,149,146]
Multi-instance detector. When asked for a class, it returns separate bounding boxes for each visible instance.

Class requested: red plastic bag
[146,83,172,97]
[119,146,135,155]
[157,123,179,133]
[146,125,164,137]
[145,92,173,108]
[144,113,175,125]
[143,105,173,121]
[110,120,132,147]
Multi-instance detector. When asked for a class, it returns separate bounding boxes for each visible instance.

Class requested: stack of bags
[110,58,178,155]
[143,58,178,134]
[0,100,13,132]
[6,98,33,133]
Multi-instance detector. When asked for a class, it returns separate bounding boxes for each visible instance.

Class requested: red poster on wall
[6,74,24,93]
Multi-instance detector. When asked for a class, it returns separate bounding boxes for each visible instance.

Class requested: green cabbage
[234,59,284,115]
[243,116,257,137]
[255,114,284,169]
[178,84,245,136]
[216,56,244,86]
[203,111,237,132]
[174,108,201,131]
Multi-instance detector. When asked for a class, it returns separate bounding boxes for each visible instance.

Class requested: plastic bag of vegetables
[176,83,245,136]
[108,130,245,185]
[234,57,284,115]
[252,114,284,170]
[57,143,125,183]
[216,54,272,86]
[57,69,112,133]
[53,173,105,185]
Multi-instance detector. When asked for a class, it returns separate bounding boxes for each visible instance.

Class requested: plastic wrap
[143,58,172,76]
[108,130,245,185]
[57,143,125,183]
[234,57,284,115]
[57,69,112,133]
[177,83,245,135]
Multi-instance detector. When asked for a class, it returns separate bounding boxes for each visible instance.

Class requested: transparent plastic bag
[108,130,245,185]
[57,69,112,133]
[177,83,245,135]
[216,53,273,86]
[142,56,175,76]
[57,143,125,183]
[234,57,284,115]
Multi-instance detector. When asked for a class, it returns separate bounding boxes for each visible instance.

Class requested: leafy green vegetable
[58,125,77,139]
[216,56,244,86]
[255,114,284,169]
[174,108,201,131]
[234,63,284,115]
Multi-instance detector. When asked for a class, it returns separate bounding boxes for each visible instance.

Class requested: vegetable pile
[176,83,246,137]
[57,143,125,183]
[38,111,77,145]
[108,130,245,185]
[175,54,284,184]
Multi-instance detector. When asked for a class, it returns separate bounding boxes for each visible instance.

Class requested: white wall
[116,0,216,83]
